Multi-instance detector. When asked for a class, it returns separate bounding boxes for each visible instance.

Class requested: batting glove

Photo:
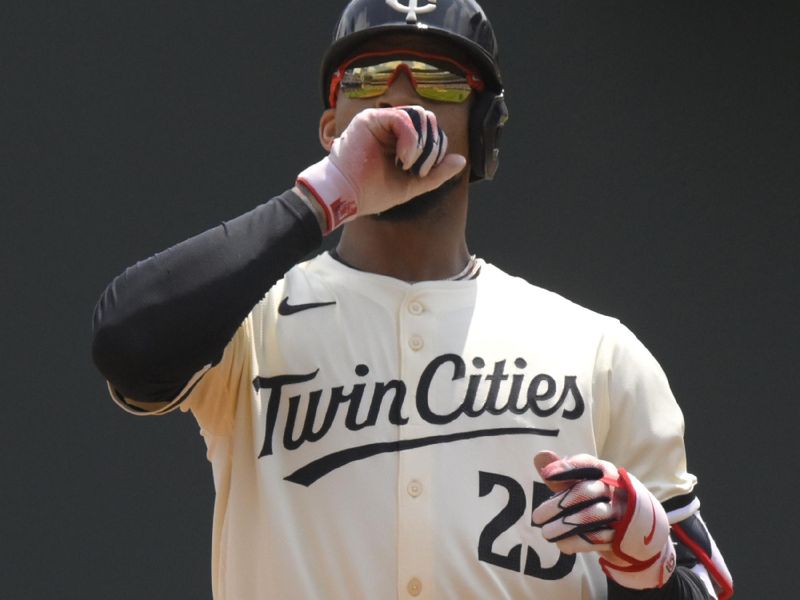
[532,450,677,590]
[296,106,466,234]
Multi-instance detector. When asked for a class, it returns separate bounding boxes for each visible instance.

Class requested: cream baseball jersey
[111,253,697,599]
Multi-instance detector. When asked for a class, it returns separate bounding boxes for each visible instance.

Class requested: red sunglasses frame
[328,49,485,107]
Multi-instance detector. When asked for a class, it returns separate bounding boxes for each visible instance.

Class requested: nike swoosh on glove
[296,106,466,234]
[531,450,677,590]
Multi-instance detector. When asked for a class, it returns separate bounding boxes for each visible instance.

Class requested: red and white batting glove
[296,106,467,234]
[532,451,677,590]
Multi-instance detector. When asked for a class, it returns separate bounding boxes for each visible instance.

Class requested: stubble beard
[371,173,465,223]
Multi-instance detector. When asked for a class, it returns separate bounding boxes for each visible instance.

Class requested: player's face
[332,73,471,159]
[318,35,476,221]
[319,36,474,165]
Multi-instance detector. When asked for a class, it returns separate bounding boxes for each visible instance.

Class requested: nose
[375,70,419,108]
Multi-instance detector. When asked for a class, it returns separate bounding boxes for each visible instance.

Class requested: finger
[388,108,424,170]
[555,528,615,555]
[412,116,438,176]
[534,450,572,493]
[539,453,618,489]
[534,450,561,473]
[420,110,440,174]
[398,107,427,170]
[434,126,447,165]
[548,466,604,482]
[545,514,616,543]
[532,479,611,526]
[400,106,428,147]
[538,494,616,543]
[401,106,423,139]
[416,108,429,150]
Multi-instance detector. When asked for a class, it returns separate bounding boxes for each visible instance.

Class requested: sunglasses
[329,49,485,107]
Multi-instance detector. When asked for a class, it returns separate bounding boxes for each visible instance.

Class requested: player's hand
[296,106,467,233]
[531,450,676,590]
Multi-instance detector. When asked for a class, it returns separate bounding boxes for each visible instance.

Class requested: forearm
[91,189,322,402]
[608,567,711,600]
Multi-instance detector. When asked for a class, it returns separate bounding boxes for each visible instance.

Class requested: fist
[297,106,467,233]
[532,450,677,590]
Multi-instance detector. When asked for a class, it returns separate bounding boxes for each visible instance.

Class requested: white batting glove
[296,106,467,234]
[532,451,677,590]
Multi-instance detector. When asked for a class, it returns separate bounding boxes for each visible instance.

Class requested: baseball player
[92,1,733,598]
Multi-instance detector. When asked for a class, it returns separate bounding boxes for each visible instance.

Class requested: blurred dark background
[2,1,797,598]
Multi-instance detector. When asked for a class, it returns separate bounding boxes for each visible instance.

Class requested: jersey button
[407,480,423,498]
[408,335,424,351]
[408,301,424,315]
[407,577,422,597]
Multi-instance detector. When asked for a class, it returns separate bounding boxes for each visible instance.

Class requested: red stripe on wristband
[296,157,359,233]
[296,177,334,233]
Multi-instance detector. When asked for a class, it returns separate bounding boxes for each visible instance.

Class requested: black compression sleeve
[607,567,711,600]
[91,190,322,403]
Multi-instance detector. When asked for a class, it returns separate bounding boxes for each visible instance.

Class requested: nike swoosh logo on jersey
[278,297,336,316]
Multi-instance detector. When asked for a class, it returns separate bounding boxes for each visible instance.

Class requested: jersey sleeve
[109,315,256,438]
[180,316,257,436]
[593,324,734,597]
[593,322,697,506]
[93,190,321,411]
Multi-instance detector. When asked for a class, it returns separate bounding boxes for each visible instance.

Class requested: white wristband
[599,469,677,589]
[296,157,359,234]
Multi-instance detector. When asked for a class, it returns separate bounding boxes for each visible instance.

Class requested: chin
[372,173,465,223]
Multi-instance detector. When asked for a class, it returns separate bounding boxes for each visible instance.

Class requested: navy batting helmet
[321,0,509,181]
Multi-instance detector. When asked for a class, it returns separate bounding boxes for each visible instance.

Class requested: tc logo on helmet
[385,0,438,24]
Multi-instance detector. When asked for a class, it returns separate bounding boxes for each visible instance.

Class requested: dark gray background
[3,1,797,598]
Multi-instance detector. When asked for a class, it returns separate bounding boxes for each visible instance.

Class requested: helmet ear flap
[469,92,509,181]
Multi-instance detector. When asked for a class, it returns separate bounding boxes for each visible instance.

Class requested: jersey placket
[396,289,437,598]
